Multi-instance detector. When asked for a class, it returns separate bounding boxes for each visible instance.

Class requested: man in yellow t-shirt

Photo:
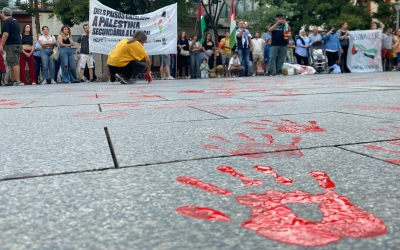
[220,31,232,76]
[107,30,152,84]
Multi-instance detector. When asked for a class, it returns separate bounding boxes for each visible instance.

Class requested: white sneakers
[51,79,57,84]
[41,80,47,85]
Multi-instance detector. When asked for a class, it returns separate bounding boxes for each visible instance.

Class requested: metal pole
[397,10,399,29]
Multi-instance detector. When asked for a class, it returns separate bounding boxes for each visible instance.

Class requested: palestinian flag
[228,0,236,48]
[197,3,206,44]
[352,44,377,59]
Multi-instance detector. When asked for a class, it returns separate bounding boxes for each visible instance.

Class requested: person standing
[220,31,232,77]
[263,38,271,75]
[19,24,36,85]
[0,7,23,86]
[236,20,253,76]
[39,26,57,84]
[189,34,201,79]
[308,27,322,44]
[371,23,377,30]
[337,22,350,73]
[33,33,42,84]
[295,30,310,65]
[177,31,189,79]
[266,14,291,76]
[76,24,94,82]
[323,26,343,68]
[202,33,215,62]
[57,26,78,83]
[107,30,152,84]
[251,31,265,75]
[160,54,174,80]
[382,27,393,72]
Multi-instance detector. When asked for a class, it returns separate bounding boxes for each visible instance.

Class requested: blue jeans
[34,56,42,83]
[60,47,77,83]
[41,48,55,80]
[238,48,250,76]
[170,55,176,78]
[190,52,200,78]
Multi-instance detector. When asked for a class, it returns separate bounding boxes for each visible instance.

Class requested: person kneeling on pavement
[107,30,152,84]
[208,47,224,78]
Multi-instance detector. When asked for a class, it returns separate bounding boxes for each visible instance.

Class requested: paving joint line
[188,106,228,119]
[332,111,400,121]
[335,146,400,166]
[104,127,120,168]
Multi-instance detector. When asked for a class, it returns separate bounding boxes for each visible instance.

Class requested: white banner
[89,0,177,55]
[347,30,382,73]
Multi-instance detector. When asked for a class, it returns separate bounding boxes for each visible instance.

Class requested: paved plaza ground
[0,72,400,249]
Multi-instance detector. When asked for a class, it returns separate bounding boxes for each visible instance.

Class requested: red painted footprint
[175,166,387,247]
[202,133,303,158]
[244,119,327,133]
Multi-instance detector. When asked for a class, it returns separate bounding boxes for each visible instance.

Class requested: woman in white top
[295,30,310,65]
[38,26,57,84]
[189,34,202,79]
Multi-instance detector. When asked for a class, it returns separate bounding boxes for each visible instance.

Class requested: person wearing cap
[0,7,23,86]
[266,13,291,76]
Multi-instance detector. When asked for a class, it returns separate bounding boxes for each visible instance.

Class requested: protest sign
[89,0,177,55]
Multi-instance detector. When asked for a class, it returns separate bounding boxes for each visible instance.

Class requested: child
[200,58,210,78]
[330,60,341,74]
[228,51,244,77]
[263,38,271,75]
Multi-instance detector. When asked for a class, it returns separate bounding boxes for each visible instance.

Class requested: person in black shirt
[77,24,94,82]
[177,31,189,78]
[266,13,291,76]
[0,7,23,86]
[208,47,224,78]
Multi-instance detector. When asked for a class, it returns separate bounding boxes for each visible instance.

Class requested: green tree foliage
[52,0,89,27]
[371,0,397,28]
[15,0,52,34]
[237,0,297,35]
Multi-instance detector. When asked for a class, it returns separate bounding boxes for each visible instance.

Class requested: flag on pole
[197,3,206,43]
[228,0,236,48]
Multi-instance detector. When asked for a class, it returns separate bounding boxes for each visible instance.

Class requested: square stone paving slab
[0,147,397,250]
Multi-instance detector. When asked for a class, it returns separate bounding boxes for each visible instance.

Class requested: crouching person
[228,51,244,77]
[107,30,152,84]
[208,47,224,78]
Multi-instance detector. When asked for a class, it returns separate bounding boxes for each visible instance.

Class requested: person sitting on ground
[200,58,210,78]
[208,47,224,78]
[329,60,341,74]
[107,30,152,84]
[228,51,244,77]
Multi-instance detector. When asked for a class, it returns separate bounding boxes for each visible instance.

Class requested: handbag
[180,48,189,56]
[53,44,60,60]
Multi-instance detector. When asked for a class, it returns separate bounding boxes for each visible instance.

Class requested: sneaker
[41,80,47,85]
[31,82,36,85]
[80,79,85,82]
[167,76,175,80]
[276,71,284,76]
[5,82,13,86]
[128,78,137,84]
[51,79,57,84]
[162,77,166,80]
[115,73,128,84]
[90,79,95,82]
[15,82,24,86]
[266,72,273,76]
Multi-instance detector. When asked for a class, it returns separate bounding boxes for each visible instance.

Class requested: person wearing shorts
[220,31,232,76]
[0,7,23,86]
[382,27,393,71]
[251,31,265,75]
[160,54,174,80]
[77,24,94,82]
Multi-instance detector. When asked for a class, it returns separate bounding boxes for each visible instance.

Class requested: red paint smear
[343,105,400,111]
[277,90,299,96]
[364,144,400,154]
[309,171,336,190]
[134,95,161,98]
[387,141,400,146]
[202,144,223,150]
[236,133,256,141]
[254,165,294,185]
[217,166,263,186]
[80,94,96,98]
[236,190,387,247]
[245,119,326,133]
[0,99,22,106]
[179,90,205,94]
[61,88,79,92]
[176,206,230,222]
[215,92,235,97]
[386,159,400,164]
[176,176,232,195]
[209,136,230,143]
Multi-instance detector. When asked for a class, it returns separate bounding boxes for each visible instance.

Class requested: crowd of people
[0,7,96,86]
[2,5,399,86]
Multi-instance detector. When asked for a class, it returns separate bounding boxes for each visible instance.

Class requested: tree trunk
[33,0,40,35]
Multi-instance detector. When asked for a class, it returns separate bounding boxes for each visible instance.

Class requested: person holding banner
[337,22,350,73]
[382,27,393,72]
[107,30,152,84]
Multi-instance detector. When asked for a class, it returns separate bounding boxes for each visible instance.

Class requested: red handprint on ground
[366,126,400,164]
[175,165,387,247]
[244,119,327,133]
[202,133,303,158]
